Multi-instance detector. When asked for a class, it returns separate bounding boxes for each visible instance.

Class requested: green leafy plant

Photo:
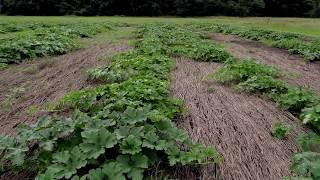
[271,120,290,139]
[0,63,8,70]
[290,133,320,179]
[237,75,288,97]
[0,22,114,64]
[291,152,320,179]
[277,87,319,113]
[298,133,320,152]
[300,104,320,129]
[214,59,280,83]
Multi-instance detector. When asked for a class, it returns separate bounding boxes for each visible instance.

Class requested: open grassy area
[1,16,320,37]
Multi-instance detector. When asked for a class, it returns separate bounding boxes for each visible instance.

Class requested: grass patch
[0,63,8,70]
[271,120,291,140]
[0,87,26,112]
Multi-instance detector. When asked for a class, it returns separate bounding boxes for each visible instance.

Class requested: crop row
[193,23,320,61]
[153,24,320,179]
[191,25,320,178]
[0,22,66,34]
[0,22,114,65]
[0,23,227,179]
[211,59,320,179]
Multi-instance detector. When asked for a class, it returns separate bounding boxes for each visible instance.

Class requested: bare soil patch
[0,41,131,136]
[171,58,308,180]
[210,33,320,94]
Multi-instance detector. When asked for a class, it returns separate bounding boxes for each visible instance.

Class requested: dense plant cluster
[291,133,320,179]
[0,22,59,34]
[136,24,231,62]
[0,23,223,179]
[0,23,114,64]
[194,24,320,61]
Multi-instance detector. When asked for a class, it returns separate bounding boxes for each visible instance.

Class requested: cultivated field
[0,17,319,180]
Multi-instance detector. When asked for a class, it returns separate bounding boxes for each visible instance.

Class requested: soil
[210,33,320,94]
[170,58,309,180]
[0,41,131,136]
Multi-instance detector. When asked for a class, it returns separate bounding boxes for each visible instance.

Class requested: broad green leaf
[120,106,149,125]
[102,162,127,180]
[120,135,142,155]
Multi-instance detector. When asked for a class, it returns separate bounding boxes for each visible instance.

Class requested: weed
[290,133,320,179]
[207,85,216,93]
[21,65,38,74]
[0,63,8,70]
[1,87,25,111]
[285,71,302,79]
[27,105,40,115]
[237,75,288,97]
[271,120,290,139]
[0,22,114,64]
[38,59,55,69]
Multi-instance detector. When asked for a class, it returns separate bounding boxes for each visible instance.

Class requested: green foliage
[0,23,222,179]
[0,63,8,70]
[300,104,320,129]
[214,59,280,83]
[271,120,290,139]
[0,22,56,34]
[277,88,319,113]
[0,86,26,112]
[0,23,114,64]
[291,134,320,179]
[291,152,320,179]
[198,23,320,61]
[237,75,288,97]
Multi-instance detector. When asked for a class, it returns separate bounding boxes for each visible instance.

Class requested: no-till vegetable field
[0,17,319,180]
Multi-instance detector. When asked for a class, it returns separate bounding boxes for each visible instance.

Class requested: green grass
[0,16,320,37]
[81,26,136,46]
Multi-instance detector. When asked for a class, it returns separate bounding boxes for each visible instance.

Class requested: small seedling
[21,65,38,74]
[27,105,40,115]
[272,120,290,139]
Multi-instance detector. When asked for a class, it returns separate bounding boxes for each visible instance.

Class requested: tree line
[0,0,319,17]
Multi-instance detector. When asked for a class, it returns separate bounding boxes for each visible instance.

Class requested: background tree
[0,0,319,17]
